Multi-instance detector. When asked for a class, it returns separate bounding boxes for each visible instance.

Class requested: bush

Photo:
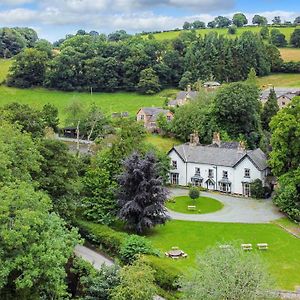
[140,255,181,291]
[250,179,265,199]
[119,235,159,264]
[76,219,127,257]
[189,187,200,200]
[228,25,237,35]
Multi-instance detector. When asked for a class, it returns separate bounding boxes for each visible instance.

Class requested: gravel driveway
[168,188,283,223]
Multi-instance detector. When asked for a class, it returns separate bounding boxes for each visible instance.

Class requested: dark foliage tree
[192,20,206,29]
[108,30,130,42]
[228,25,237,35]
[261,89,279,131]
[34,39,53,58]
[6,48,49,88]
[294,16,300,25]
[252,15,268,26]
[117,152,169,233]
[207,21,217,28]
[265,44,283,71]
[270,29,287,47]
[232,13,248,27]
[212,82,262,148]
[272,16,282,25]
[183,22,192,30]
[290,29,300,48]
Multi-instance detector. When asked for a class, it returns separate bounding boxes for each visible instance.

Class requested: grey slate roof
[175,91,199,101]
[172,144,268,171]
[138,107,172,122]
[203,81,221,87]
[260,88,300,100]
[208,141,240,149]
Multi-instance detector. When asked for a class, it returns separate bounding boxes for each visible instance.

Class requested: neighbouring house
[203,81,221,90]
[168,132,269,197]
[260,88,300,109]
[168,85,199,107]
[62,127,77,138]
[136,107,174,132]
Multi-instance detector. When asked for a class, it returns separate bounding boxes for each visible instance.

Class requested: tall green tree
[269,97,300,176]
[261,89,279,131]
[212,82,262,148]
[0,182,79,299]
[252,15,268,26]
[232,13,248,27]
[137,67,161,94]
[7,48,49,88]
[270,29,287,47]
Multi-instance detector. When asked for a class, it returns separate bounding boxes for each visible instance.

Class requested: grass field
[148,26,300,41]
[257,73,300,88]
[166,196,224,214]
[0,59,12,82]
[145,134,180,153]
[147,220,300,290]
[279,48,300,62]
[0,85,168,122]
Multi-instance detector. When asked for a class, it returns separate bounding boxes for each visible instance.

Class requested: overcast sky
[0,0,299,41]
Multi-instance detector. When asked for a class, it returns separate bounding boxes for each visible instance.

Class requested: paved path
[74,245,114,270]
[168,188,283,223]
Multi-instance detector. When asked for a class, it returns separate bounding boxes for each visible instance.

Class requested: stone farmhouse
[168,85,199,107]
[260,88,300,109]
[203,81,221,90]
[136,107,173,132]
[168,132,269,196]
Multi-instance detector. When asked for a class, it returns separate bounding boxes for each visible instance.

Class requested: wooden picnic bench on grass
[187,205,196,211]
[241,243,253,251]
[257,243,268,250]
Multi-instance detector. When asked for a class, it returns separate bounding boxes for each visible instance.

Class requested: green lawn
[145,134,181,153]
[166,196,224,214]
[148,26,300,41]
[147,220,300,290]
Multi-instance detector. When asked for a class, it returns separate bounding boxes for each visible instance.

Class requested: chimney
[212,132,221,147]
[237,141,246,153]
[190,131,199,146]
[187,84,191,93]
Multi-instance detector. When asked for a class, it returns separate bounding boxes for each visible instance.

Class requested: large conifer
[261,88,279,130]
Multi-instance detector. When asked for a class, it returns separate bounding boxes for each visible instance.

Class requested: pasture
[257,73,300,88]
[279,47,300,62]
[148,26,300,41]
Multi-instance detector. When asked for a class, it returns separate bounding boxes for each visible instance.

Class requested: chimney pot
[212,132,221,147]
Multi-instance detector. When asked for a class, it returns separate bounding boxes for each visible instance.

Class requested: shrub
[76,219,127,257]
[228,25,237,35]
[119,235,159,264]
[250,179,265,199]
[140,255,181,291]
[189,187,200,200]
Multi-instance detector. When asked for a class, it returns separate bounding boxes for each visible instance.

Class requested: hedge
[140,255,182,291]
[76,219,128,257]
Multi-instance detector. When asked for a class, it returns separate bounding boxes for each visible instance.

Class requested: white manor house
[168,133,269,196]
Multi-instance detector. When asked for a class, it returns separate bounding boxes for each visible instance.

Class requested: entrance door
[244,183,251,197]
[170,173,179,185]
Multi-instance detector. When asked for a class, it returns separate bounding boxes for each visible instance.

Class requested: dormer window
[244,168,250,178]
[172,160,177,169]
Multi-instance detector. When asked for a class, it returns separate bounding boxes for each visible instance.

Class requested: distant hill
[144,26,300,41]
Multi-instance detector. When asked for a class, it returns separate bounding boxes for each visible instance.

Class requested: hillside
[147,25,300,41]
